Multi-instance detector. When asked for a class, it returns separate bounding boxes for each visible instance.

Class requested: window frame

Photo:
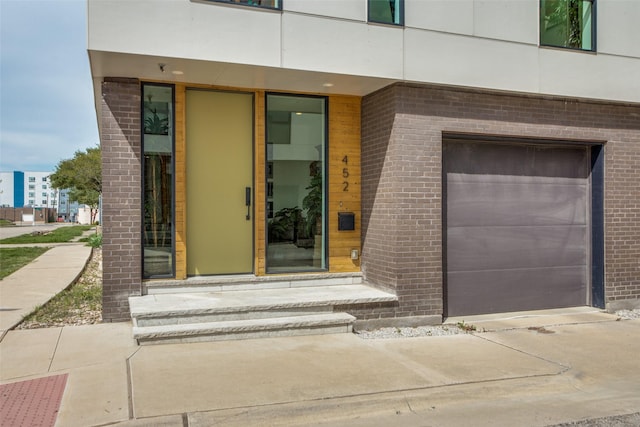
[264,92,329,274]
[368,0,404,26]
[204,0,281,11]
[540,0,596,52]
[141,82,176,279]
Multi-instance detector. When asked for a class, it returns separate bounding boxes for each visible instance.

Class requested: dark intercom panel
[338,212,355,231]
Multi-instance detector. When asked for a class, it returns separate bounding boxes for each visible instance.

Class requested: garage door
[444,140,590,317]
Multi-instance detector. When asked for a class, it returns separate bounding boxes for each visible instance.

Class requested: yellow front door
[186,90,253,275]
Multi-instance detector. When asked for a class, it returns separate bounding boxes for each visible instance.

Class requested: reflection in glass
[143,84,174,277]
[266,94,326,272]
[540,0,594,51]
[368,0,403,25]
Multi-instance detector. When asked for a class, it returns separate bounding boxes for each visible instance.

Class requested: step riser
[135,306,333,327]
[136,324,353,345]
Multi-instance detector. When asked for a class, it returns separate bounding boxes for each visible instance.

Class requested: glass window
[266,94,327,273]
[540,0,595,51]
[142,83,175,278]
[207,0,280,10]
[369,0,403,25]
[28,200,34,205]
[42,177,47,182]
[29,184,35,190]
[42,185,47,189]
[29,192,35,197]
[42,192,47,197]
[28,177,36,182]
[42,200,47,205]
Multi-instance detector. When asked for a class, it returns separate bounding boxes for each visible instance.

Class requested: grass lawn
[0,225,93,244]
[0,219,15,227]
[0,247,50,279]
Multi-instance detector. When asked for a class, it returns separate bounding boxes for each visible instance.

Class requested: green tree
[50,147,102,223]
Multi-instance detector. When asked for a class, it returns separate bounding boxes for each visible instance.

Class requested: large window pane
[368,0,403,25]
[143,84,174,278]
[541,0,594,51]
[266,94,326,273]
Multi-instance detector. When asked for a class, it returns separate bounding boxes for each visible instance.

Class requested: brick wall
[101,78,142,322]
[359,83,640,323]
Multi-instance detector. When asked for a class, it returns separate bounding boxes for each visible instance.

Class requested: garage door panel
[447,225,587,272]
[447,267,587,316]
[444,140,589,316]
[444,143,588,179]
[447,179,587,227]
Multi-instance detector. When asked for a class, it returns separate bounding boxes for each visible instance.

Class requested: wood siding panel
[255,91,267,275]
[175,84,187,279]
[328,96,361,273]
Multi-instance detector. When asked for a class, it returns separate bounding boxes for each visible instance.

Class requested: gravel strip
[355,325,468,339]
[615,309,640,320]
[356,309,640,339]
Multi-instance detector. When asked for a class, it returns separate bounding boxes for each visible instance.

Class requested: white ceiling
[89,50,396,96]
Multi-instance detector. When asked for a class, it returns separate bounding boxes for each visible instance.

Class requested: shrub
[86,233,102,248]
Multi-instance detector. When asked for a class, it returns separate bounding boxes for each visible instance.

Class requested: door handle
[245,187,251,220]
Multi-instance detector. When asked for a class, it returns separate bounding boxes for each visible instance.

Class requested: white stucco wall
[88,0,640,103]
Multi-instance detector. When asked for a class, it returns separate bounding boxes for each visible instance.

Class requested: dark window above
[540,0,595,51]
[368,0,403,26]
[206,0,281,10]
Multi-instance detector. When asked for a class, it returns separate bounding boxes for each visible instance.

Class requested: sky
[0,0,99,173]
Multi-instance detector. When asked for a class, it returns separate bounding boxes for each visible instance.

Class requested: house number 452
[342,155,349,192]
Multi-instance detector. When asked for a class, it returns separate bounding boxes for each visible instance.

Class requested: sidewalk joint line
[48,327,64,372]
[473,333,571,373]
[125,347,141,420]
[405,397,417,414]
[186,372,566,416]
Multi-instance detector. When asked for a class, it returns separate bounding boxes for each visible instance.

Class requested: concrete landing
[130,284,397,318]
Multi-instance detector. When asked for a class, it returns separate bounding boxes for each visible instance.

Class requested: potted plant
[302,161,323,238]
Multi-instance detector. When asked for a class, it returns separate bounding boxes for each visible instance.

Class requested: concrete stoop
[129,283,397,345]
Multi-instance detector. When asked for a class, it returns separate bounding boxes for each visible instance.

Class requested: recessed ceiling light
[172,70,184,75]
[295,112,303,115]
[323,83,334,87]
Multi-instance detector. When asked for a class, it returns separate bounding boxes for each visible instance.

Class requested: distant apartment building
[0,171,57,208]
[0,170,84,220]
[0,171,24,207]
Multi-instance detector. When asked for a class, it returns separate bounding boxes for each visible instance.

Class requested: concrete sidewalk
[0,244,92,340]
[1,312,638,426]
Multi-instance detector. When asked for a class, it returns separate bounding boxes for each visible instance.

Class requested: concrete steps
[130,284,397,345]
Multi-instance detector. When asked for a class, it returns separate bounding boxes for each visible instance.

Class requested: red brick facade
[101,78,143,322]
[359,83,640,323]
